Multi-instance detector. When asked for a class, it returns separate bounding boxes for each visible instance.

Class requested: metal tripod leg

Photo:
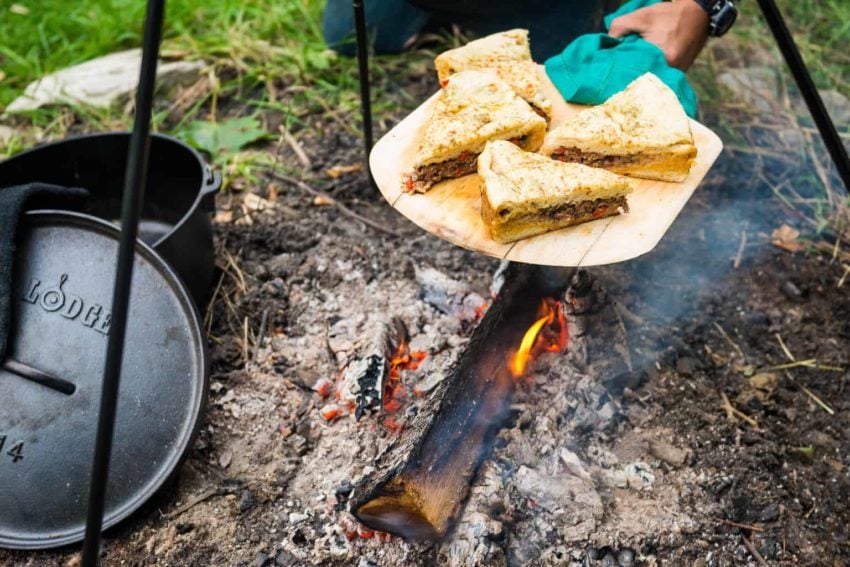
[756,0,850,193]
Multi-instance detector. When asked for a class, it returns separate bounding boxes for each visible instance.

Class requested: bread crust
[541,73,697,182]
[407,71,547,192]
[434,29,552,120]
[478,140,633,243]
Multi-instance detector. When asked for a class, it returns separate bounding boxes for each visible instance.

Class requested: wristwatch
[693,0,738,37]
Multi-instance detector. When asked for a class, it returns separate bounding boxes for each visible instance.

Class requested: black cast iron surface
[0,211,208,550]
[0,133,220,308]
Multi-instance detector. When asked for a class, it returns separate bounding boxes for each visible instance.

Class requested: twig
[713,322,745,359]
[733,230,748,269]
[205,271,226,334]
[713,517,765,532]
[805,130,835,209]
[253,308,270,363]
[775,333,796,361]
[163,487,218,519]
[271,172,400,237]
[312,94,359,136]
[787,373,836,415]
[222,248,247,294]
[767,359,844,372]
[280,125,311,170]
[742,535,769,566]
[720,391,759,428]
[242,315,250,365]
[838,264,850,289]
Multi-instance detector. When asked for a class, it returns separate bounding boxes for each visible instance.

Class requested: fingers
[608,9,650,38]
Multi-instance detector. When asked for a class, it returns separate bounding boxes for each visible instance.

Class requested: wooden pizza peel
[370,66,723,267]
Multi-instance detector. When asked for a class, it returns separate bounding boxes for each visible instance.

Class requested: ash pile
[246,263,700,566]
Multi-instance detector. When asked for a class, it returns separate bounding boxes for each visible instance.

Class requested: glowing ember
[509,299,568,379]
[383,342,427,415]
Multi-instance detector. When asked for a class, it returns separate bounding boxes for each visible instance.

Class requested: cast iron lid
[0,210,208,550]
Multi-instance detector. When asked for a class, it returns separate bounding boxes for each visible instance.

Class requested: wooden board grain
[371,66,723,267]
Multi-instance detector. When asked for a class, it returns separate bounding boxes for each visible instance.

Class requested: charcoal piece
[339,317,408,420]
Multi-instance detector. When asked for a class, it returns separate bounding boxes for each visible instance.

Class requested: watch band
[694,0,738,38]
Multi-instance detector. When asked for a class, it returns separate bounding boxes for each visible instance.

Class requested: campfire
[350,264,572,541]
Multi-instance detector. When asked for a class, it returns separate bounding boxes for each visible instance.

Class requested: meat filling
[413,151,479,186]
[504,196,628,225]
[408,136,530,190]
[551,147,637,168]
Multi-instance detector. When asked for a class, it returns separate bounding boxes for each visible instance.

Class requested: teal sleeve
[544,0,699,117]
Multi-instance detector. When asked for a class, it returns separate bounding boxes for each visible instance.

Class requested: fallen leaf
[313,195,333,206]
[325,163,362,178]
[267,183,279,202]
[771,224,805,253]
[750,372,778,390]
[243,192,272,212]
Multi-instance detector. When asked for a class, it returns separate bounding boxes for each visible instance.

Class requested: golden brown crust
[484,197,626,243]
[434,29,552,120]
[541,73,697,182]
[407,71,547,192]
[478,140,633,243]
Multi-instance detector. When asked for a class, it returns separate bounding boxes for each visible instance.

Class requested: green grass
[0,0,847,231]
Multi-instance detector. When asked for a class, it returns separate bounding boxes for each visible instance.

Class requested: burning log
[351,264,571,541]
[337,317,409,420]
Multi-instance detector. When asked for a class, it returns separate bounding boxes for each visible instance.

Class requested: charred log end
[354,479,441,541]
[351,264,570,541]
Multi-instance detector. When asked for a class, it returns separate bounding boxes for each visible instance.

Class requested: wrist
[690,0,738,37]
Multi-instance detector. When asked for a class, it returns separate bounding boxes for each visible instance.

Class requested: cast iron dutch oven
[0,133,220,308]
[0,210,208,550]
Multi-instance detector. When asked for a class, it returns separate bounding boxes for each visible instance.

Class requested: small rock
[717,67,781,113]
[781,280,804,300]
[675,356,699,376]
[559,448,591,480]
[253,552,270,567]
[238,489,255,512]
[275,551,297,566]
[648,439,689,467]
[617,548,635,566]
[758,502,781,523]
[288,512,309,524]
[218,450,233,469]
[7,49,206,112]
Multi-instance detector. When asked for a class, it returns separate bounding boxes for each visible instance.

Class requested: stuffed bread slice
[540,73,697,183]
[478,140,633,243]
[405,70,547,193]
[435,29,552,120]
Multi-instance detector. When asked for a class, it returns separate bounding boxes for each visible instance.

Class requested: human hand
[608,0,710,71]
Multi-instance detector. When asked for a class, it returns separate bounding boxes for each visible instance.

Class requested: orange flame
[509,299,568,379]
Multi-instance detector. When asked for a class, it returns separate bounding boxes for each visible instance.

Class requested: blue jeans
[323,0,613,61]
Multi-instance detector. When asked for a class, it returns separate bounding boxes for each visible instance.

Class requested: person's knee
[323,0,357,56]
[322,0,430,55]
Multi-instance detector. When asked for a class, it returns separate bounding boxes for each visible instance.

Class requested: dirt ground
[3,61,849,567]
